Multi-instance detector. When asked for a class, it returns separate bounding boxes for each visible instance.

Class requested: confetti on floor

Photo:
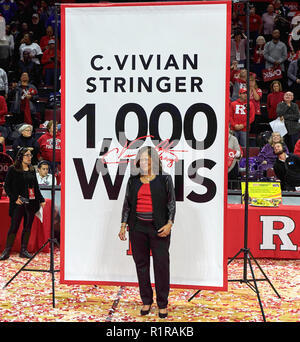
[0,249,299,322]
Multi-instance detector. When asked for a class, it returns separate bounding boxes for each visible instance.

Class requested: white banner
[61,1,231,290]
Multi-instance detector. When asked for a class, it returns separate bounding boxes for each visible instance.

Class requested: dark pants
[6,203,36,249]
[129,220,170,309]
[284,132,300,153]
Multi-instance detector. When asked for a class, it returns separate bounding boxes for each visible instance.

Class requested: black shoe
[140,305,152,316]
[0,248,11,261]
[158,309,168,319]
[19,249,33,259]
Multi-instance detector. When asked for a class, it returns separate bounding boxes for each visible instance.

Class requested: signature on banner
[100,135,188,167]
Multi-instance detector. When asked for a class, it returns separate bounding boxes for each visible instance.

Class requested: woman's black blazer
[121,174,176,231]
[4,166,45,217]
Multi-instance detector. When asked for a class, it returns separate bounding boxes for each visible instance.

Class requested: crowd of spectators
[0,0,299,193]
[0,0,62,185]
[228,0,300,192]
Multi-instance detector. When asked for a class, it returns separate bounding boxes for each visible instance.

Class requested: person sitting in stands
[12,124,40,165]
[273,142,300,190]
[267,80,284,121]
[36,160,56,186]
[257,131,288,174]
[37,120,61,171]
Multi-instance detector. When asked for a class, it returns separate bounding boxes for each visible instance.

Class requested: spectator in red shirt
[41,39,60,87]
[241,5,262,43]
[230,60,241,84]
[267,80,284,120]
[231,68,247,101]
[294,138,300,157]
[0,95,7,126]
[39,25,55,52]
[249,74,264,133]
[249,74,262,116]
[230,88,256,147]
[38,120,61,171]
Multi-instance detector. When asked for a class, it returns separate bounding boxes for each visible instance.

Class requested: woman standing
[267,80,284,121]
[118,146,176,319]
[0,147,45,260]
[10,72,39,127]
[230,31,247,68]
[251,36,266,80]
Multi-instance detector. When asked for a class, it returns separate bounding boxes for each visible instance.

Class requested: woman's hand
[118,225,127,241]
[157,223,172,238]
[40,202,46,209]
[15,196,23,205]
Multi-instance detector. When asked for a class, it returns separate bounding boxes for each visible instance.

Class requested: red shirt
[252,45,265,64]
[39,35,55,51]
[229,99,255,131]
[38,131,61,162]
[230,69,241,83]
[294,139,300,158]
[267,91,284,119]
[241,13,262,32]
[0,95,7,125]
[41,48,60,70]
[136,183,153,213]
[250,88,262,115]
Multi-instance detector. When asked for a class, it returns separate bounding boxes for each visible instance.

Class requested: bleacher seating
[242,147,261,158]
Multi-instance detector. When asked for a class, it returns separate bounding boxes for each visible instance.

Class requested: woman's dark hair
[135,146,162,175]
[14,147,35,172]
